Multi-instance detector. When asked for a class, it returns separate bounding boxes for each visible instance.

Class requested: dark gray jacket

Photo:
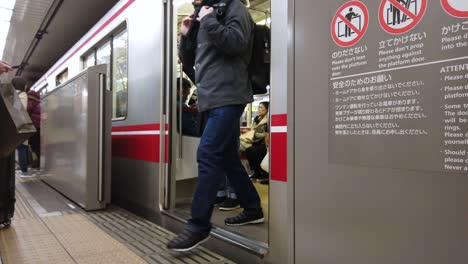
[179,0,254,112]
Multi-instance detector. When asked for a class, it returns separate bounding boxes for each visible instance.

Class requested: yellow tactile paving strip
[0,178,234,264]
[0,192,146,264]
[12,192,36,220]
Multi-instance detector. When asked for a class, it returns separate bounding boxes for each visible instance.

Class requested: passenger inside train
[243,101,269,184]
[176,77,199,137]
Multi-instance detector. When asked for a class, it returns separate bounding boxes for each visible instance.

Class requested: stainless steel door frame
[263,0,296,263]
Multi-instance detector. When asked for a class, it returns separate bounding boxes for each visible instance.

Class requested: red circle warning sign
[379,0,427,35]
[331,1,369,47]
[441,0,468,18]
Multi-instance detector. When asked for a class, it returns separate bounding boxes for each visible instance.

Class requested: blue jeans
[217,176,237,199]
[188,105,262,233]
[17,144,29,173]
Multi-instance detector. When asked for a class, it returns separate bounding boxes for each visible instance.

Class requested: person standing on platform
[0,60,15,229]
[11,77,35,178]
[27,85,41,170]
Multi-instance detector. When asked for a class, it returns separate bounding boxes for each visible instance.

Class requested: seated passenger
[177,77,199,137]
[243,102,269,183]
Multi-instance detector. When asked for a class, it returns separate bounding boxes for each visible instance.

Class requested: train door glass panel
[169,0,271,246]
[84,52,96,70]
[56,69,68,86]
[96,41,111,93]
[112,29,128,119]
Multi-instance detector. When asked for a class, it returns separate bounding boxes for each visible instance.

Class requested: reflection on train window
[81,28,129,120]
[112,29,128,119]
[83,52,95,70]
[56,69,68,86]
[38,85,48,96]
[97,41,111,91]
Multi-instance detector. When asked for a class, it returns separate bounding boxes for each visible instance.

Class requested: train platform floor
[0,175,234,264]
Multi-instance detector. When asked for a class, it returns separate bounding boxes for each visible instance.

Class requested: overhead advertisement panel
[329,0,468,173]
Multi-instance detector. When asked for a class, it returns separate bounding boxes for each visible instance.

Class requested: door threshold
[161,210,269,257]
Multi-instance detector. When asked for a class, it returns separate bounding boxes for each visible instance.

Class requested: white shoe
[20,171,36,178]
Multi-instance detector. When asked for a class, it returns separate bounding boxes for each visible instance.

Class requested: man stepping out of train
[167,0,264,252]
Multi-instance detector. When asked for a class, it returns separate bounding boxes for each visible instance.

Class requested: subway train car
[32,0,468,263]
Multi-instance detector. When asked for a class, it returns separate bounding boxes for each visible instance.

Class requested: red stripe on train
[271,114,287,127]
[270,114,288,182]
[112,134,160,163]
[112,123,160,132]
[111,123,167,163]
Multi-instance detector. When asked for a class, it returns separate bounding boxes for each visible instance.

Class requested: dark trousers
[17,144,29,173]
[29,131,40,168]
[188,105,262,233]
[246,143,267,175]
[0,154,16,220]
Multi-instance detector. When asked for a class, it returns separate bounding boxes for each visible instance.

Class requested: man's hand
[0,60,13,74]
[181,15,192,36]
[197,6,214,22]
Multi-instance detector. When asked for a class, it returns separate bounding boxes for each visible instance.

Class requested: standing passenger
[167,0,264,251]
[27,88,41,170]
[11,77,34,177]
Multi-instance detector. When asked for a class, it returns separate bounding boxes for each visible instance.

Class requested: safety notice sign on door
[441,0,468,18]
[329,0,468,173]
[379,0,427,34]
[331,1,369,47]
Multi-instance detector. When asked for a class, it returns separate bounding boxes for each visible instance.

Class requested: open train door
[159,0,284,262]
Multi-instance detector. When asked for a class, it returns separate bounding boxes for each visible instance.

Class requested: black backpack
[248,25,270,95]
[216,0,271,95]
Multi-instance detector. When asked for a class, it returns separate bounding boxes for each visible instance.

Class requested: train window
[56,69,68,86]
[83,52,96,70]
[112,29,128,119]
[96,41,111,90]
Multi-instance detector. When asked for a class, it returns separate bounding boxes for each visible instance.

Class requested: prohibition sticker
[441,0,468,18]
[331,1,369,47]
[379,0,427,34]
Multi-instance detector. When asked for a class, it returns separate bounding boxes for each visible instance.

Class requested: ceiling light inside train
[0,0,16,57]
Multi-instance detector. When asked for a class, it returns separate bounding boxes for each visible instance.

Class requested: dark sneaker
[259,174,269,184]
[225,212,264,226]
[0,219,11,229]
[166,229,210,252]
[253,173,269,183]
[219,198,240,211]
[214,196,226,205]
